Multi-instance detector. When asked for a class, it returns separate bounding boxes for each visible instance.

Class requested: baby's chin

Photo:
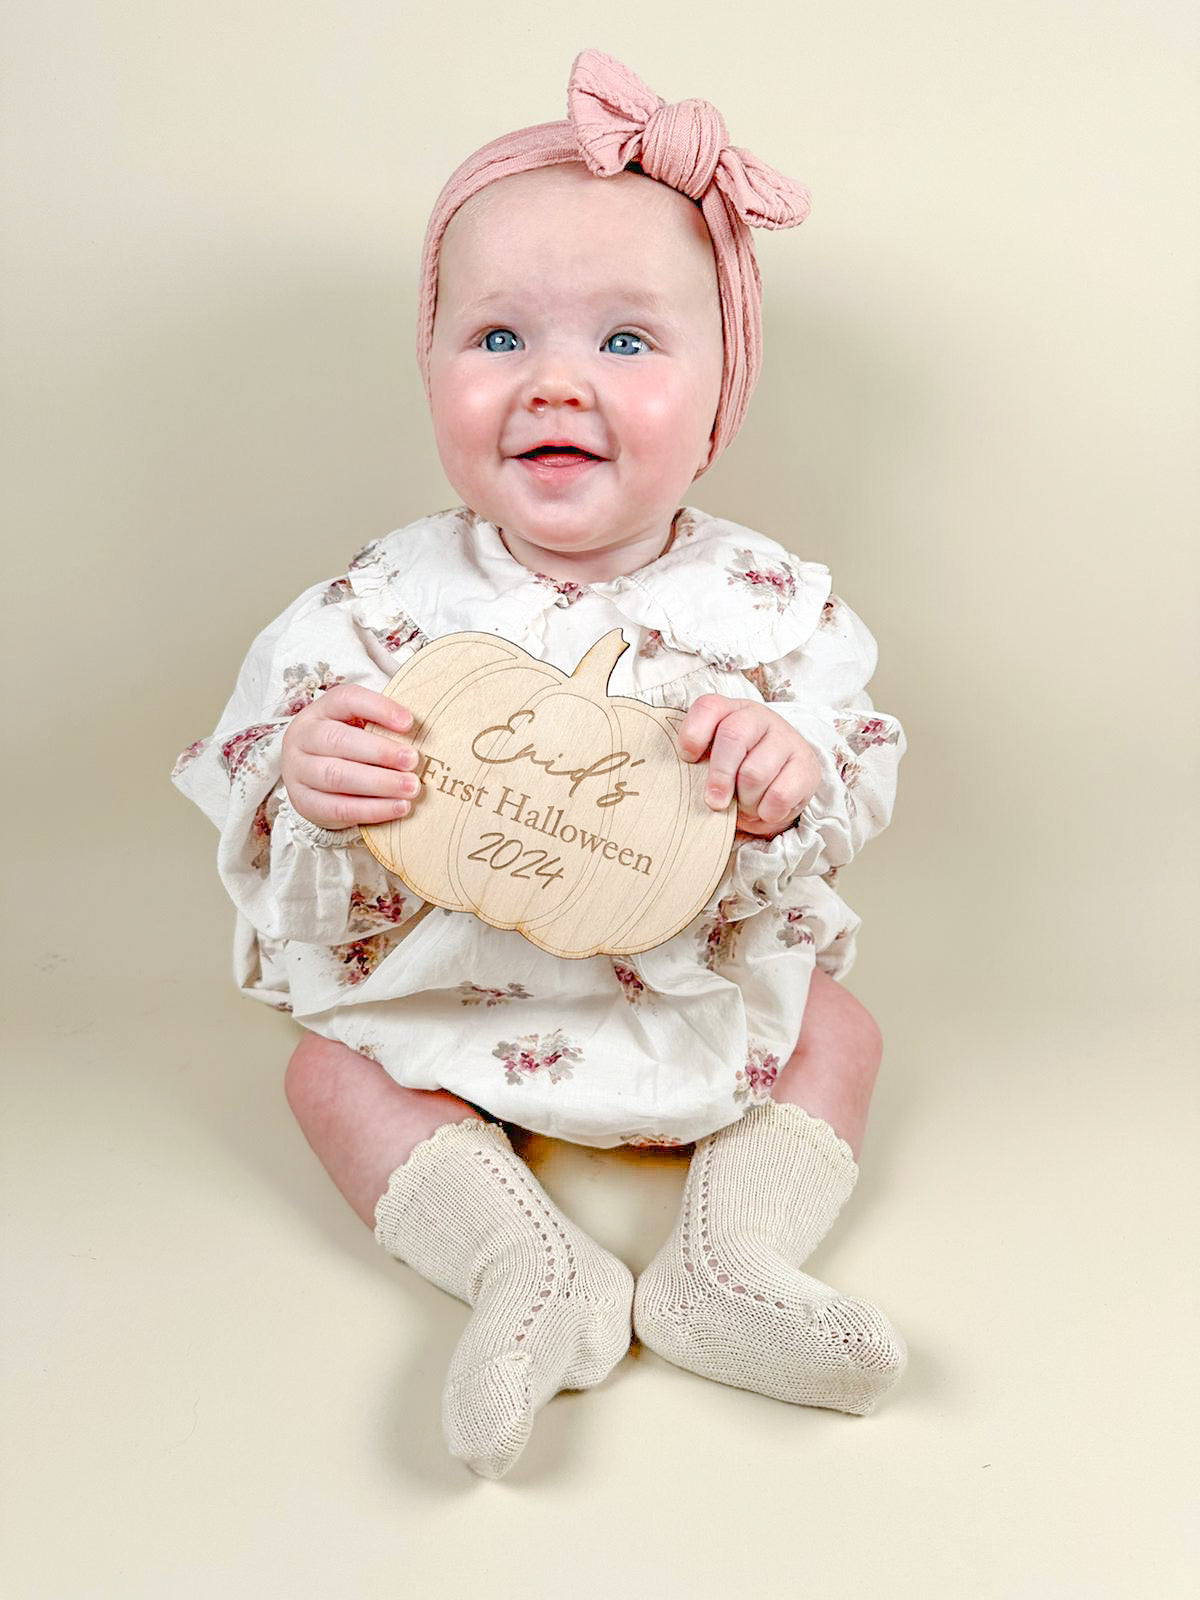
[498,514,680,584]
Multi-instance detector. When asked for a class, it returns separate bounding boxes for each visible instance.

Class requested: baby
[173,49,909,1479]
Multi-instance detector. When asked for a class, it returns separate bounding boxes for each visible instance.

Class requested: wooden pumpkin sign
[359,630,736,959]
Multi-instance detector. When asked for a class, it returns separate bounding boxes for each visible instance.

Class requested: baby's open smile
[512,438,609,483]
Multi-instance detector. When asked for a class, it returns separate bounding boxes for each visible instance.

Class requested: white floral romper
[172,506,905,1150]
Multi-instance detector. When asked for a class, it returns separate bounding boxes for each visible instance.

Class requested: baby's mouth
[516,445,603,464]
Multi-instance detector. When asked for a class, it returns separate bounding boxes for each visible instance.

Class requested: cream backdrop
[3,3,1196,1597]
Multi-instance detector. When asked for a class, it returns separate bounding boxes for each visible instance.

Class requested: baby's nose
[523,357,593,411]
[530,390,584,410]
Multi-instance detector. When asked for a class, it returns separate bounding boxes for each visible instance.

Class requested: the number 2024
[465,831,567,890]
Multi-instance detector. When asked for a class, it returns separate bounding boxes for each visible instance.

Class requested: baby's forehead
[441,164,716,291]
[450,163,703,242]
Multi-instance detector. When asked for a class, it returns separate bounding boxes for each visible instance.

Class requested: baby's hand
[676,695,822,837]
[280,684,422,830]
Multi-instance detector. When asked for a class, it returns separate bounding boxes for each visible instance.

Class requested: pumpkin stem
[568,630,630,692]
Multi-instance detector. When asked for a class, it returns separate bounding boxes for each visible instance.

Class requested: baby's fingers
[289,746,421,804]
[300,716,419,774]
[751,752,815,827]
[310,682,414,736]
[285,778,415,830]
[703,708,769,808]
[676,693,736,762]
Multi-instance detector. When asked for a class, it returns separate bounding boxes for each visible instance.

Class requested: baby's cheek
[438,380,493,452]
[623,380,710,464]
[430,361,503,458]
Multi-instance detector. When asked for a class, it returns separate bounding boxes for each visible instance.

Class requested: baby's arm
[758,591,906,878]
[682,590,905,916]
[171,580,428,949]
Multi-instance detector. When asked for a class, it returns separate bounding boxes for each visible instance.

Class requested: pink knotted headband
[415,49,811,476]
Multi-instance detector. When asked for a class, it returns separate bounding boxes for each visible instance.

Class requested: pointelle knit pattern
[374,1116,634,1479]
[633,1100,907,1413]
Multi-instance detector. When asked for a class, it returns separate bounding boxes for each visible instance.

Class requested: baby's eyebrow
[457,287,677,319]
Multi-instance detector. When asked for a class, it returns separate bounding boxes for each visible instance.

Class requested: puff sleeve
[716,592,906,912]
[169,573,424,947]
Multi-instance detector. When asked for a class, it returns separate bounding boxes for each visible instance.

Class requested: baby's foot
[375,1119,633,1478]
[441,1198,633,1477]
[632,1102,906,1415]
[634,1228,905,1414]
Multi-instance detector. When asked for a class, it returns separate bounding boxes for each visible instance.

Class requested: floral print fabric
[171,506,905,1149]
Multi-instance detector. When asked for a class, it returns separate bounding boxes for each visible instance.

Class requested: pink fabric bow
[568,50,811,228]
[415,49,811,475]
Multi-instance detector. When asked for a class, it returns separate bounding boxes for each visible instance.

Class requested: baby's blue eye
[605,331,649,356]
[482,329,522,353]
[480,328,648,354]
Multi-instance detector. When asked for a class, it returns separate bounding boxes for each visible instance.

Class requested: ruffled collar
[349,505,833,670]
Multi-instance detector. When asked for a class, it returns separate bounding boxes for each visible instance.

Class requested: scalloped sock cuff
[374,1117,634,1479]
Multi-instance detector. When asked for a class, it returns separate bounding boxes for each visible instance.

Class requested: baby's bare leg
[284,1033,483,1225]
[770,968,884,1161]
[282,1031,633,1480]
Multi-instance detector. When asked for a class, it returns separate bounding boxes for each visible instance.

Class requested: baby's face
[428,164,723,581]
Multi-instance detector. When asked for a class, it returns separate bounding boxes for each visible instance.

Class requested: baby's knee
[284,1031,366,1116]
[808,969,884,1074]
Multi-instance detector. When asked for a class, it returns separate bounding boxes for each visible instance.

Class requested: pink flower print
[370,612,428,653]
[353,1037,383,1064]
[347,882,410,935]
[741,662,794,702]
[274,662,346,718]
[776,905,817,950]
[696,896,744,971]
[492,1029,582,1087]
[733,1045,781,1106]
[320,577,353,606]
[621,1132,688,1149]
[836,713,899,757]
[672,507,699,540]
[533,572,585,608]
[611,962,646,1004]
[638,629,667,658]
[457,982,533,1008]
[834,747,863,808]
[818,597,839,629]
[220,723,279,788]
[726,549,797,614]
[332,934,391,986]
[171,737,209,778]
[273,1000,293,1014]
[348,539,380,571]
[250,796,274,873]
[699,648,740,672]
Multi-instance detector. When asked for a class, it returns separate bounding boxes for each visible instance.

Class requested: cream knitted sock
[373,1117,634,1479]
[633,1101,907,1414]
